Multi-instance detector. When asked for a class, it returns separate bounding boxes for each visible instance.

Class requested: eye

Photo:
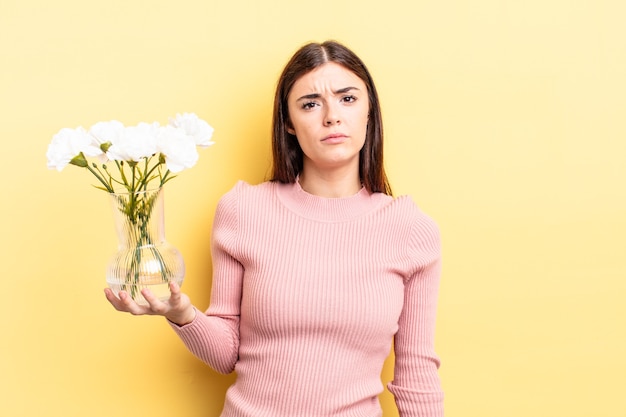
[342,95,357,103]
[301,101,318,110]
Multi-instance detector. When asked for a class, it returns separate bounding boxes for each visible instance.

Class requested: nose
[324,103,341,126]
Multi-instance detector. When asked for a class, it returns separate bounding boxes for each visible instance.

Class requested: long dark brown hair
[270,40,392,195]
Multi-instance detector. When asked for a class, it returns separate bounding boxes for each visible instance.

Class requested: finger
[169,281,181,294]
[117,290,149,315]
[168,281,181,304]
[141,288,169,315]
[104,288,128,312]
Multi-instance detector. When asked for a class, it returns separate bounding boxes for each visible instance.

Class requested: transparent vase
[106,187,185,306]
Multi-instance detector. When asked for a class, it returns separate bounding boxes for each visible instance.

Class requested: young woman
[105,40,444,417]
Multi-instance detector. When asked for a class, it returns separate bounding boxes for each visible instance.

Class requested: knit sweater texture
[170,180,443,416]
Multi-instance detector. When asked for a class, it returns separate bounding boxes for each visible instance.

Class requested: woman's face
[287,62,369,174]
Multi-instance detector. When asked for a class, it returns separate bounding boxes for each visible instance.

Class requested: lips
[322,133,348,143]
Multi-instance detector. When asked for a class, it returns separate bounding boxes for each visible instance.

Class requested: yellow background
[1,0,624,416]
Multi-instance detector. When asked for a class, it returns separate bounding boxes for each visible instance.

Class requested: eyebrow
[295,86,361,101]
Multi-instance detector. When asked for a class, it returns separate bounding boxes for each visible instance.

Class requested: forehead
[289,62,366,95]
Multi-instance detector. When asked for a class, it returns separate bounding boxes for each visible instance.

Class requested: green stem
[102,165,124,188]
[142,158,150,192]
[93,164,114,191]
[116,161,131,191]
[131,163,137,193]
[160,169,172,187]
[86,165,114,193]
[144,158,162,190]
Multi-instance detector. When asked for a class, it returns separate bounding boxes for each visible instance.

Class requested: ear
[286,120,296,136]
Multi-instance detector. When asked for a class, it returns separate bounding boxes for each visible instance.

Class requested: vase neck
[109,188,166,248]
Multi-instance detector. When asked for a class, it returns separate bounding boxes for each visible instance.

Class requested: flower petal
[169,112,214,147]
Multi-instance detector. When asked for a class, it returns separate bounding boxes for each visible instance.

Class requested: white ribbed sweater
[170,180,443,416]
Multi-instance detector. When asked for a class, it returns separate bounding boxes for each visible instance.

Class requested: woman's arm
[388,212,444,416]
[167,185,243,374]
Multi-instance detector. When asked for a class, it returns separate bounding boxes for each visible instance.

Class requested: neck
[298,166,362,198]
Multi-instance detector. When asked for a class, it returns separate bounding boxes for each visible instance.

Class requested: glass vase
[106,187,185,306]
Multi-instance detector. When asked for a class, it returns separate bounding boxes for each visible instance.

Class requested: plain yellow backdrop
[1,0,625,416]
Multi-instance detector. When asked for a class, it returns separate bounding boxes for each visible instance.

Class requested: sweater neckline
[274,180,389,222]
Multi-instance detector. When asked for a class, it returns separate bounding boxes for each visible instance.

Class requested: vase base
[106,280,182,306]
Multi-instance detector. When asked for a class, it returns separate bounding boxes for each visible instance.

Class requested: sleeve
[388,212,444,416]
[168,183,244,374]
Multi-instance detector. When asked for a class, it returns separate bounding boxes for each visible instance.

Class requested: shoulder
[387,195,441,264]
[213,181,276,242]
[215,180,277,219]
[384,194,440,237]
[385,195,441,279]
[217,180,275,204]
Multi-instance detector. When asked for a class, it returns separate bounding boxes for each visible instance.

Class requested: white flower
[89,120,124,145]
[169,112,214,147]
[107,122,160,162]
[157,125,199,173]
[46,127,100,171]
[88,120,124,162]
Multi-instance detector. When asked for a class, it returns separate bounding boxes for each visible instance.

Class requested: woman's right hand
[104,281,196,326]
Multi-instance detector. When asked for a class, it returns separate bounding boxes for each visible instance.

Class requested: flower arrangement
[46,113,214,303]
[46,112,214,192]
